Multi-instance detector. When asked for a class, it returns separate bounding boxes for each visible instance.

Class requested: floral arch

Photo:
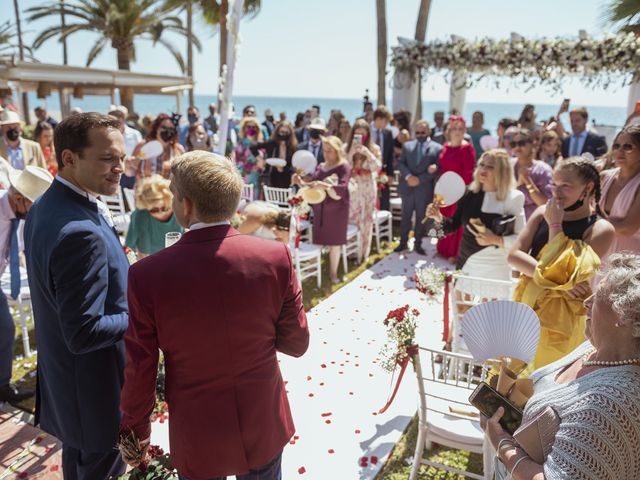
[390,33,640,119]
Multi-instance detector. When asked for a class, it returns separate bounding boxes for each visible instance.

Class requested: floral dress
[348,146,382,261]
[234,138,263,198]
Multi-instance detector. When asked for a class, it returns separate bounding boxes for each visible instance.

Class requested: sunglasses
[149,206,170,214]
[612,143,635,153]
[509,140,530,148]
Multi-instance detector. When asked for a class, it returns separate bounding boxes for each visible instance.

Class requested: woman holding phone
[346,119,381,262]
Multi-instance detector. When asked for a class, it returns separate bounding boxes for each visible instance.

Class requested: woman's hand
[544,196,564,226]
[484,407,513,451]
[291,173,302,186]
[567,280,591,299]
[426,203,443,223]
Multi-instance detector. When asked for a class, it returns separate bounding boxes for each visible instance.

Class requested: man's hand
[407,175,420,187]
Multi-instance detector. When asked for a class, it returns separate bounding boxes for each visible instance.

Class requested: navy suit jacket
[374,129,395,176]
[561,131,608,158]
[24,179,129,451]
[397,139,443,197]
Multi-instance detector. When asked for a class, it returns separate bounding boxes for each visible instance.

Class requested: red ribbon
[442,277,450,342]
[294,213,302,248]
[378,345,419,414]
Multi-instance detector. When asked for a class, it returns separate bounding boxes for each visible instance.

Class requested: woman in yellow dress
[508,157,615,368]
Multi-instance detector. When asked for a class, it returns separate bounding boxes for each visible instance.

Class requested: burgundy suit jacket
[119,225,309,479]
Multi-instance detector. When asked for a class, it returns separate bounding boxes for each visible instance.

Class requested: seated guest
[561,107,607,158]
[125,175,183,259]
[508,157,615,368]
[119,151,309,480]
[487,252,640,480]
[237,200,290,244]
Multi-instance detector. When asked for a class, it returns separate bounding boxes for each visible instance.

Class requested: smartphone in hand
[468,382,523,434]
[559,98,570,114]
[353,134,362,145]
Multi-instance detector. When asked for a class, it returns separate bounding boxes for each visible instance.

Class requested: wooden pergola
[0,58,193,120]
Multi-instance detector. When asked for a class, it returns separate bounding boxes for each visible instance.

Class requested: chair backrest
[263,185,293,209]
[101,189,127,216]
[241,183,254,201]
[122,188,136,211]
[450,273,514,306]
[390,169,401,198]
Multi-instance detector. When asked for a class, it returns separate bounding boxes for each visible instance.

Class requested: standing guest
[362,102,374,123]
[141,114,155,138]
[436,116,476,262]
[294,136,351,284]
[0,110,45,170]
[126,112,145,136]
[263,121,297,189]
[468,111,491,160]
[346,118,382,261]
[537,130,563,168]
[396,120,442,254]
[392,110,412,162]
[129,113,184,180]
[432,111,445,141]
[562,107,608,158]
[204,103,219,135]
[180,105,203,147]
[234,116,265,194]
[294,113,306,136]
[0,166,52,404]
[34,106,58,129]
[262,109,276,138]
[109,108,142,189]
[599,123,640,259]
[297,118,326,164]
[518,104,538,131]
[371,106,395,211]
[24,113,129,479]
[327,110,345,137]
[34,121,57,176]
[119,151,309,480]
[509,157,614,368]
[125,175,183,259]
[511,128,553,219]
[338,119,351,144]
[279,112,287,123]
[497,117,518,150]
[242,104,257,118]
[185,122,212,152]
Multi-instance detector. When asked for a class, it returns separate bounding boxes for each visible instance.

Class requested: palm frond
[602,0,640,33]
[86,37,108,65]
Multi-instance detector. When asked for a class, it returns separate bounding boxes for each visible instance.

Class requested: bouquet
[376,172,389,191]
[287,195,310,217]
[117,438,175,480]
[379,305,420,372]
[414,264,454,302]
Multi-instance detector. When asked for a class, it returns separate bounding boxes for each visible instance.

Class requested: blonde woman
[125,175,183,258]
[234,116,265,194]
[427,149,526,282]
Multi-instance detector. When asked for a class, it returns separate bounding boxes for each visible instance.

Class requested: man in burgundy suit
[119,151,309,480]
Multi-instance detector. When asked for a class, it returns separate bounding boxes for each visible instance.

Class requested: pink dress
[599,168,640,257]
[436,143,476,259]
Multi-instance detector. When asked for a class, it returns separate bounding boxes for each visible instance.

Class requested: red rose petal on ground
[328,449,335,454]
[50,465,60,471]
[331,361,336,364]
[355,429,361,434]
[294,435,300,440]
[289,439,296,444]
[370,456,378,464]
[359,457,369,467]
[306,376,312,381]
[319,382,325,386]
[298,466,306,474]
[321,364,327,368]
[308,393,314,397]
[369,373,374,377]
[349,391,354,395]
[325,419,332,424]
[321,412,332,417]
[338,371,344,374]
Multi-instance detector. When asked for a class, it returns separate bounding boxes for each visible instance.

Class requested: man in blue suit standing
[395,120,442,255]
[24,113,129,480]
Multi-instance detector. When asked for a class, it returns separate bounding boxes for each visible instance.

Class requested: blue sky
[17,0,628,106]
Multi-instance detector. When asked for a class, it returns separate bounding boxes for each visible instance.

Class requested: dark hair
[294,112,305,128]
[148,113,176,142]
[185,122,211,151]
[511,127,532,142]
[570,107,589,120]
[34,121,53,142]
[242,104,256,116]
[393,110,412,131]
[499,117,518,130]
[615,122,640,150]
[311,104,321,113]
[518,104,535,124]
[373,105,391,121]
[54,112,119,170]
[555,156,604,217]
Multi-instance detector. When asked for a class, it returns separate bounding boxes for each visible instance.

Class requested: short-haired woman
[125,175,183,258]
[487,252,640,480]
[509,157,615,368]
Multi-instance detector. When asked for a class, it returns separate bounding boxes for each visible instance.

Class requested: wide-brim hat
[298,186,326,204]
[8,165,54,202]
[0,110,22,126]
[308,117,327,132]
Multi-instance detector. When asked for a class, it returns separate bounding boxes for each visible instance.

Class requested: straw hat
[308,117,327,132]
[0,110,22,126]
[8,166,54,202]
[298,186,326,204]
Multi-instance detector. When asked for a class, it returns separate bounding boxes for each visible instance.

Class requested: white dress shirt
[189,220,230,231]
[55,176,115,227]
[124,125,143,158]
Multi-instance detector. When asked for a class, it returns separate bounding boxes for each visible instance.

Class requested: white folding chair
[122,188,136,211]
[263,186,293,210]
[2,268,32,357]
[390,170,402,222]
[410,346,489,480]
[373,209,393,251]
[341,224,360,273]
[289,213,322,288]
[241,183,255,202]
[101,189,130,234]
[449,274,516,354]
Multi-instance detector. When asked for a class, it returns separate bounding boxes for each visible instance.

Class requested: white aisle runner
[151,243,451,479]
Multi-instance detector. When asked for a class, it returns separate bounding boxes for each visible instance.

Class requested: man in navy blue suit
[395,120,442,255]
[24,113,129,480]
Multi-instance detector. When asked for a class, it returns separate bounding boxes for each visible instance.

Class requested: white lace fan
[460,300,540,364]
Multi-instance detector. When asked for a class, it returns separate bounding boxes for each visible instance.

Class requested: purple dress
[311,162,351,245]
[512,159,553,219]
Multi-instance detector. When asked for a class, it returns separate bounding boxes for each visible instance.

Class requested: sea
[28,92,628,135]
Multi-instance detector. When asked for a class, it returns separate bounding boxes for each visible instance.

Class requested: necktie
[9,218,20,300]
[417,141,425,166]
[376,129,382,148]
[570,136,580,157]
[311,144,318,159]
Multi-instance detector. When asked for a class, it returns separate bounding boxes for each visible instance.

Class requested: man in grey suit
[395,120,442,255]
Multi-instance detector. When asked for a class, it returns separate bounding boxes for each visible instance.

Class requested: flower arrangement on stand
[287,195,310,218]
[414,264,455,302]
[375,172,389,192]
[379,305,420,373]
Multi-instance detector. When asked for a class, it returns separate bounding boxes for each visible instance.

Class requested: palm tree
[414,0,432,122]
[26,0,202,111]
[376,0,387,106]
[604,0,640,34]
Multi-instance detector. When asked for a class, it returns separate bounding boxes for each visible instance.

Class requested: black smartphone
[468,382,523,434]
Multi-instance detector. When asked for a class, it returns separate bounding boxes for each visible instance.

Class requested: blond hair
[171,151,243,222]
[135,175,172,210]
[321,135,347,163]
[238,116,264,142]
[469,148,515,201]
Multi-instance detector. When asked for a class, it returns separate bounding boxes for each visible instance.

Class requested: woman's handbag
[513,406,560,463]
[492,215,516,237]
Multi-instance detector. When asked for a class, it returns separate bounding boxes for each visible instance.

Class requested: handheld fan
[434,171,466,207]
[140,140,163,159]
[292,150,317,175]
[265,157,287,168]
[460,300,540,364]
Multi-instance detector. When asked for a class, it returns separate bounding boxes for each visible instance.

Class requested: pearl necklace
[582,349,640,367]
